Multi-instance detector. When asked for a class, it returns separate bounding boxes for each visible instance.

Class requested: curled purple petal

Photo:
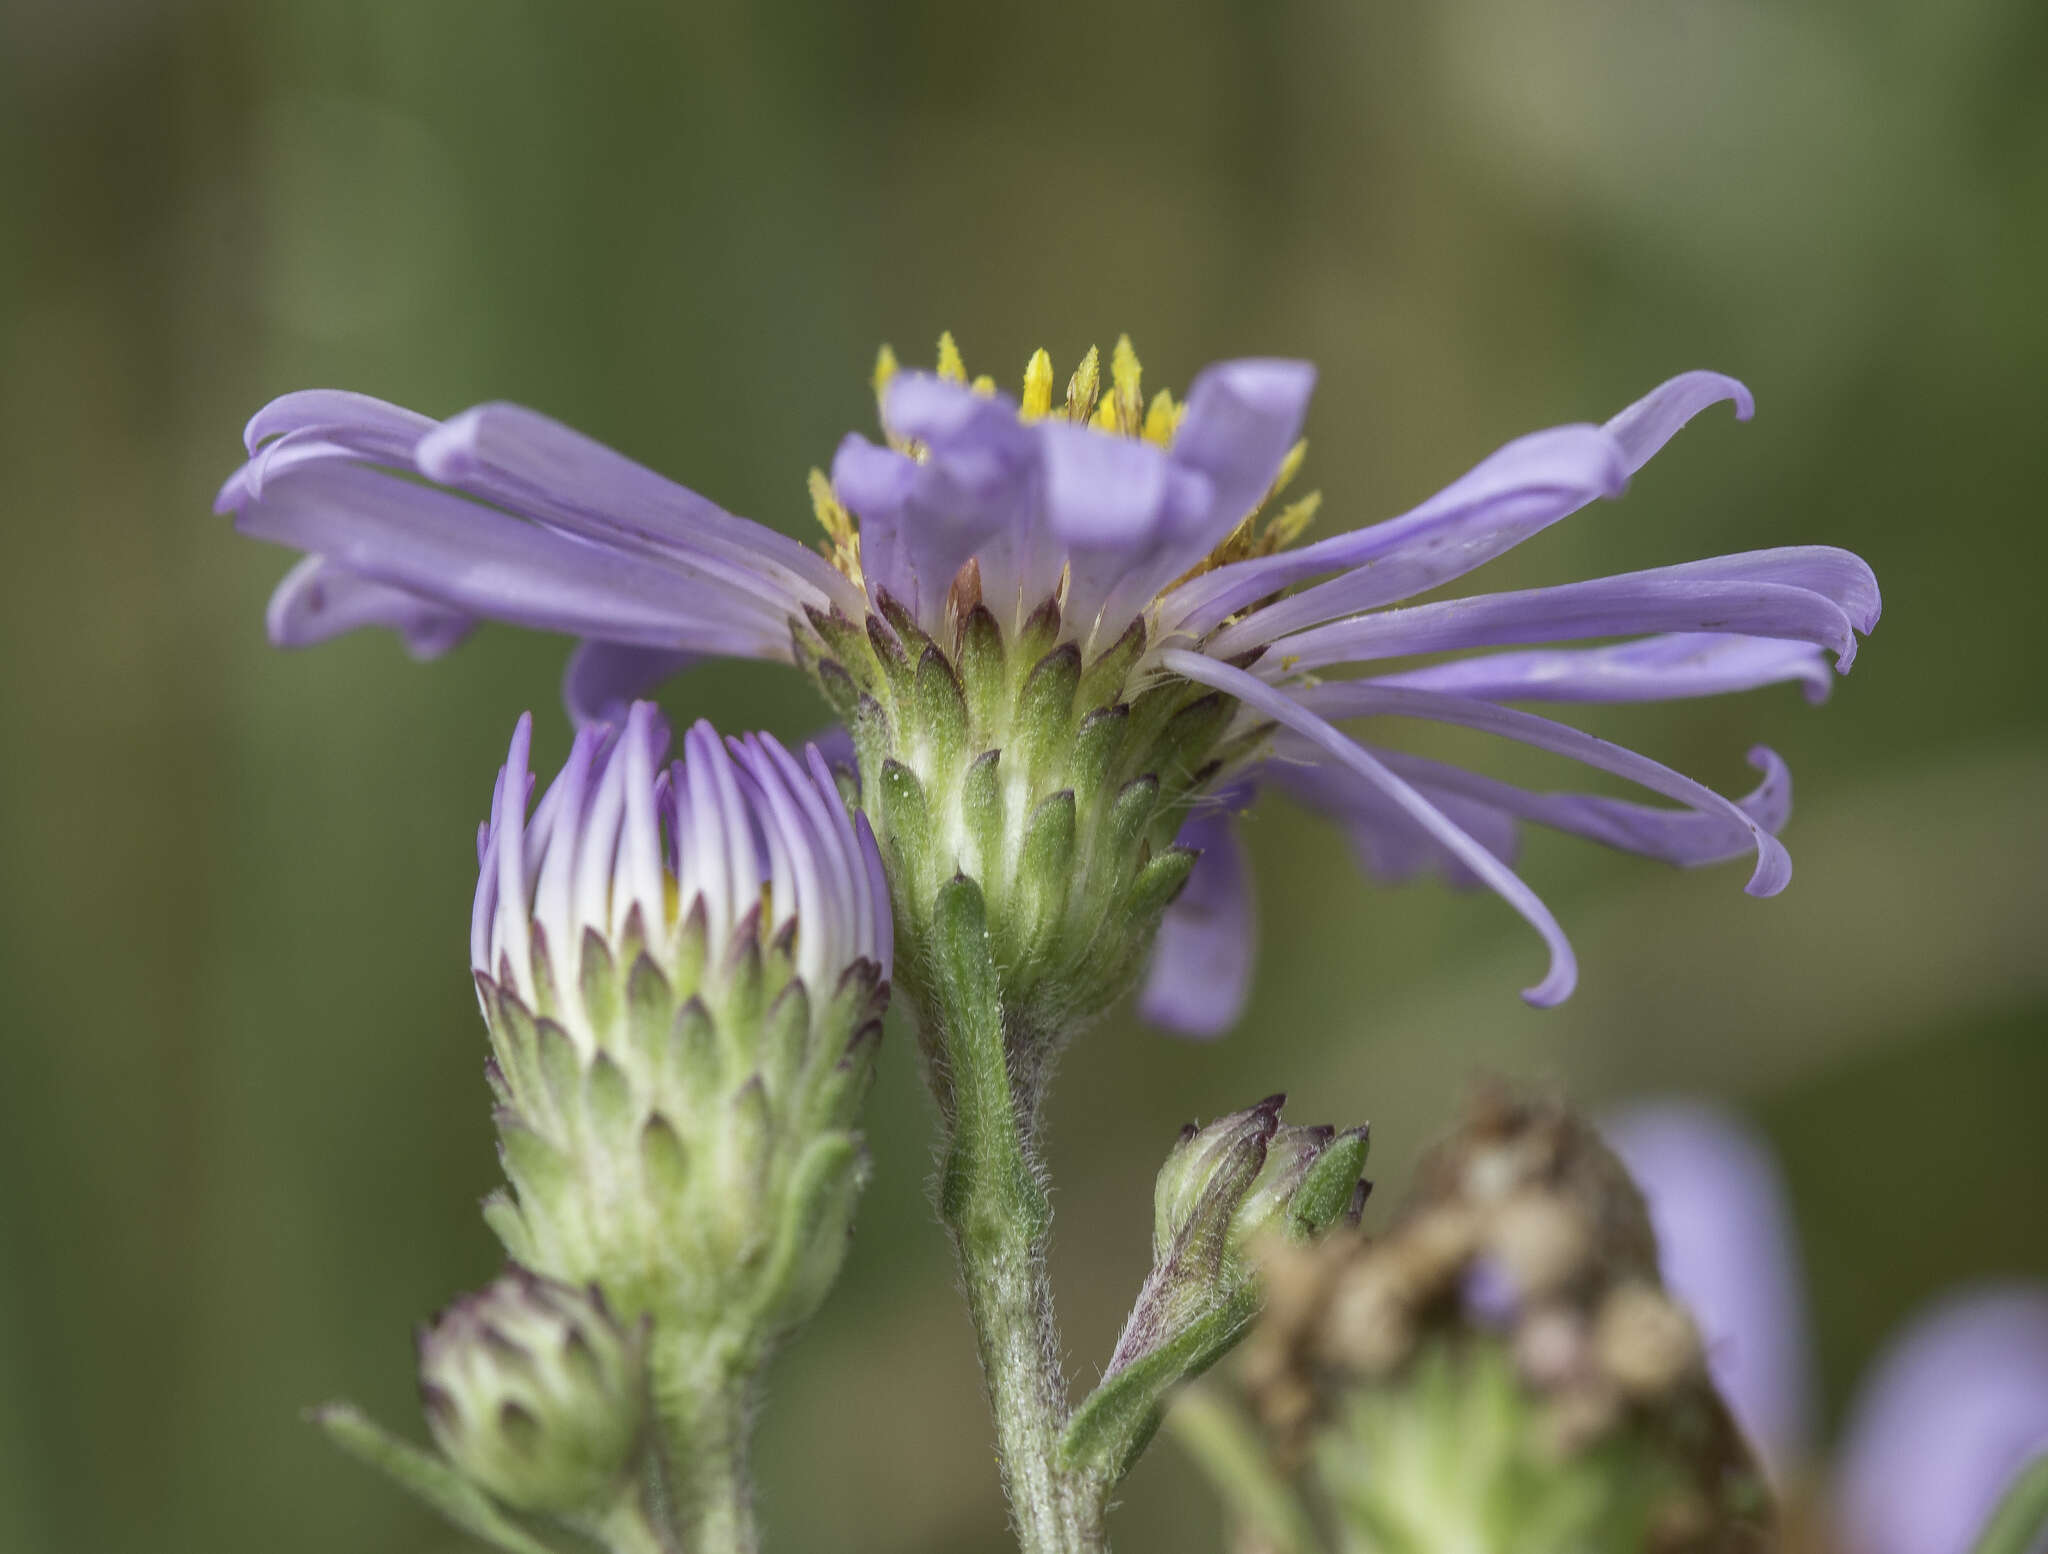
[1602,371,1754,476]
[1193,424,1631,650]
[242,388,437,457]
[1161,648,1578,1006]
[1138,799,1255,1039]
[1837,1288,2048,1554]
[1600,1102,1815,1479]
[1288,681,1792,896]
[265,554,474,660]
[234,458,791,655]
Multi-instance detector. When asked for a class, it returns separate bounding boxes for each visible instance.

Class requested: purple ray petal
[562,640,697,727]
[828,433,916,606]
[1167,358,1317,548]
[1270,743,1790,872]
[878,374,1041,614]
[234,458,794,656]
[1838,1288,2048,1554]
[1599,1102,1815,1479]
[242,388,438,457]
[1160,648,1578,1005]
[1192,424,1631,649]
[1266,759,1521,889]
[1602,371,1753,475]
[1285,682,1791,895]
[265,554,475,660]
[1272,568,1861,677]
[1039,419,1173,549]
[417,401,856,615]
[1367,633,1833,705]
[1138,798,1255,1039]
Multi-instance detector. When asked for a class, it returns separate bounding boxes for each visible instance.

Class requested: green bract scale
[417,1269,649,1516]
[471,707,893,1359]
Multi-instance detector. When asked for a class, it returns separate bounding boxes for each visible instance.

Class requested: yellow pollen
[936,331,967,383]
[970,373,997,396]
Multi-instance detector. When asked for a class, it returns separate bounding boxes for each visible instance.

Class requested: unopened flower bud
[472,705,893,1354]
[417,1269,647,1515]
[1062,1097,1369,1486]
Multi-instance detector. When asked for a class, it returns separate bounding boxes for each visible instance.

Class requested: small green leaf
[310,1403,560,1554]
[1060,1295,1257,1485]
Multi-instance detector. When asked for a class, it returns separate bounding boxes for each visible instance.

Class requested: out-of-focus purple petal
[1368,632,1833,706]
[1287,681,1792,896]
[1288,762,1523,890]
[1600,1102,1815,1479]
[1272,568,1861,676]
[1160,648,1578,1006]
[265,554,474,660]
[242,388,437,457]
[1193,424,1631,649]
[562,640,696,728]
[878,373,1040,612]
[1039,420,1172,549]
[1602,371,1754,475]
[1270,744,1790,873]
[1169,359,1317,544]
[1837,1288,2048,1554]
[235,459,793,656]
[1137,800,1254,1039]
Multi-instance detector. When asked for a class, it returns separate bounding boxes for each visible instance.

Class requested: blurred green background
[2,1,2044,1549]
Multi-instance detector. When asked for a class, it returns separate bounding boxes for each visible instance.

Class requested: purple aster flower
[1605,1099,2048,1554]
[221,335,1876,1037]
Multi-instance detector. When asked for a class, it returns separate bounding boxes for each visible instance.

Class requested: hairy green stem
[927,876,1105,1554]
[649,1334,759,1554]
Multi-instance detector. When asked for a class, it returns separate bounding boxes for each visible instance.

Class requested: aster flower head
[472,704,891,1349]
[220,334,1877,1048]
